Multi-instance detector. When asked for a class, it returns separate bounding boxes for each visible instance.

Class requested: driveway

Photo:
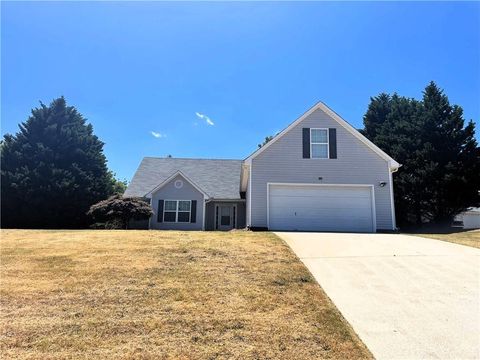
[276,232,480,360]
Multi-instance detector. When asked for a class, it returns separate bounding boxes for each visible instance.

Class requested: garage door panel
[270,194,371,204]
[271,197,370,209]
[268,184,374,232]
[270,190,370,199]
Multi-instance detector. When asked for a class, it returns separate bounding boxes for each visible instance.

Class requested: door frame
[214,203,237,231]
[266,183,376,232]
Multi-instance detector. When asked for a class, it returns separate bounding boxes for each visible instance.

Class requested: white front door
[217,205,234,230]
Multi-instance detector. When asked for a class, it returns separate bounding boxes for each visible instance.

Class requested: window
[310,128,329,159]
[177,200,191,222]
[174,179,184,189]
[163,200,191,222]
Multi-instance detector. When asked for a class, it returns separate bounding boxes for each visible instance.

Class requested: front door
[217,205,235,230]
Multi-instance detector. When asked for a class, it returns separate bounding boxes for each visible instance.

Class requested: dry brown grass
[0,230,371,359]
[411,229,480,249]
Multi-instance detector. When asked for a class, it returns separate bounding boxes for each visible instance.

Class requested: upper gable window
[310,129,329,159]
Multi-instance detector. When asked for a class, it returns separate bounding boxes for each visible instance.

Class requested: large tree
[1,97,117,228]
[362,82,480,226]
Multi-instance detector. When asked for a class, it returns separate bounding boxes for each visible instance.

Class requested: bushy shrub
[87,195,153,229]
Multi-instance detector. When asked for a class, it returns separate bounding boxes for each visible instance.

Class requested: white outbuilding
[455,208,480,229]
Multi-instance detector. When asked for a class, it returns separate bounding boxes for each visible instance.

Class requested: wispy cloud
[150,131,166,138]
[195,112,214,126]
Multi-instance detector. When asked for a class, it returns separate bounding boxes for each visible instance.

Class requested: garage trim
[267,183,377,232]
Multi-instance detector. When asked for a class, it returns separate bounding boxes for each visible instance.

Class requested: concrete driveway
[276,232,480,360]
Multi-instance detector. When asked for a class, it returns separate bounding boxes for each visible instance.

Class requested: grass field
[0,230,371,359]
[411,229,480,249]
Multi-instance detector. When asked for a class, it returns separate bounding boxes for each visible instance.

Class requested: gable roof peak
[245,101,400,170]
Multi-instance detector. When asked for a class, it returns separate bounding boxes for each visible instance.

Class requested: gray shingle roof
[124,157,243,199]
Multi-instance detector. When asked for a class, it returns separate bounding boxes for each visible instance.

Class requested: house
[124,158,245,231]
[124,101,401,232]
[454,208,480,229]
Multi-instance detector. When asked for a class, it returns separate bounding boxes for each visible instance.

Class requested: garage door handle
[294,212,297,216]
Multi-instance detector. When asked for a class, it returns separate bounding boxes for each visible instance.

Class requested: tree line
[362,82,479,227]
[1,82,479,229]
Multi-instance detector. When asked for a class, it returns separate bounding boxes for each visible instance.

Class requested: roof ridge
[144,156,243,161]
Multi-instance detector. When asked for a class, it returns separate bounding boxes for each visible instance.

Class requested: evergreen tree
[111,177,128,195]
[362,82,480,226]
[258,135,274,148]
[1,97,116,228]
[362,93,392,140]
[418,82,480,223]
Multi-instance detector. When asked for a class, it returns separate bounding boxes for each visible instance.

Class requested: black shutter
[157,200,164,222]
[328,128,337,159]
[191,200,197,223]
[302,128,310,158]
[233,206,236,228]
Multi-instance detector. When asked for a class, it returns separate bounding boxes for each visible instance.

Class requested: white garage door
[268,184,375,232]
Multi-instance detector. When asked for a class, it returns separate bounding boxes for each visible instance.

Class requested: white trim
[245,101,400,171]
[174,179,184,189]
[266,182,270,229]
[267,182,377,232]
[163,199,192,223]
[247,164,252,227]
[389,169,397,230]
[268,182,377,187]
[214,203,237,231]
[145,170,209,198]
[310,128,329,159]
[370,185,377,232]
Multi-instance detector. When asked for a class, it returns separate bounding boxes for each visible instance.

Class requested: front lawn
[410,229,480,249]
[0,230,370,359]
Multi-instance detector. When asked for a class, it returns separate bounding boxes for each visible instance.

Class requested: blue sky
[2,2,479,181]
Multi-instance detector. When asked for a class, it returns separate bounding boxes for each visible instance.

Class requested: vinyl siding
[150,174,204,230]
[250,108,395,230]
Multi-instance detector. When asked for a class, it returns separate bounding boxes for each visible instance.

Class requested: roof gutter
[389,161,402,172]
